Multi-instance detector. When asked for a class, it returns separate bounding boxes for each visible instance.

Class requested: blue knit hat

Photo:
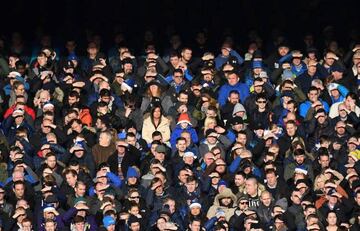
[252,61,263,69]
[127,167,139,179]
[103,215,115,228]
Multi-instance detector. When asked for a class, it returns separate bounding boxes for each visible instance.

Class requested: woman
[142,105,171,144]
[140,81,173,114]
[326,211,339,231]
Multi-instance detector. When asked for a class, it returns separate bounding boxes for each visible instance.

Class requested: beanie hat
[126,167,139,179]
[103,215,115,228]
[177,113,192,125]
[252,61,263,69]
[232,103,246,116]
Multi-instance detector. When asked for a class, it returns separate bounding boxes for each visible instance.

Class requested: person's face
[71,121,82,133]
[335,122,346,135]
[9,56,19,68]
[220,197,232,206]
[14,115,24,125]
[286,102,296,112]
[210,173,220,185]
[237,134,247,146]
[153,107,161,119]
[14,184,25,198]
[266,173,277,187]
[37,55,47,66]
[308,65,317,75]
[253,82,263,93]
[190,206,201,216]
[66,174,77,186]
[44,222,56,231]
[338,105,347,118]
[239,200,249,210]
[319,155,330,168]
[215,160,226,173]
[173,72,184,84]
[68,96,78,105]
[274,218,285,230]
[324,56,335,66]
[74,222,85,231]
[245,180,256,195]
[355,193,360,206]
[178,93,188,104]
[154,152,165,162]
[22,221,32,231]
[126,136,136,146]
[182,49,192,61]
[308,90,319,102]
[295,154,305,165]
[291,192,301,204]
[206,136,217,144]
[234,174,245,186]
[184,156,194,165]
[130,222,140,231]
[203,73,213,82]
[316,112,326,124]
[129,192,140,203]
[204,154,214,165]
[15,84,25,96]
[186,181,197,193]
[256,98,267,109]
[191,85,202,96]
[286,124,297,136]
[221,47,230,56]
[292,58,301,66]
[227,73,239,86]
[228,93,239,104]
[178,170,190,184]
[276,46,288,56]
[46,156,57,169]
[157,218,166,230]
[261,193,272,207]
[176,140,187,152]
[327,212,337,226]
[170,56,180,67]
[180,133,191,146]
[116,145,126,155]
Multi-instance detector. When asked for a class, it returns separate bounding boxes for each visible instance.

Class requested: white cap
[183,151,196,159]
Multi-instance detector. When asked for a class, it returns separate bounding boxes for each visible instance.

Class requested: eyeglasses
[174,75,183,78]
[239,201,248,205]
[257,100,267,104]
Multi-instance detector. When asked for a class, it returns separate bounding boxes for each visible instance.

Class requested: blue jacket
[229,156,262,178]
[218,82,250,106]
[330,84,349,104]
[299,100,330,118]
[170,125,198,148]
[215,50,244,70]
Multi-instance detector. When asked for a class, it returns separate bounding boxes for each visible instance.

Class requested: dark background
[0,0,359,54]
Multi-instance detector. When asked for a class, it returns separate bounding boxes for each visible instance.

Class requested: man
[299,86,329,119]
[295,60,322,93]
[218,71,249,106]
[107,139,141,179]
[215,42,244,70]
[264,169,289,200]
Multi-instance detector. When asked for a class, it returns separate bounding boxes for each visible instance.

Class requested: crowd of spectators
[0,28,359,231]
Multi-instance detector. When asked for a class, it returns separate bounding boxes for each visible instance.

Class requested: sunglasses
[257,100,267,104]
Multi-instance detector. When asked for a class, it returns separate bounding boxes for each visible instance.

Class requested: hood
[213,188,237,206]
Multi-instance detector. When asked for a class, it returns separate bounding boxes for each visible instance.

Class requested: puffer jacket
[206,188,237,221]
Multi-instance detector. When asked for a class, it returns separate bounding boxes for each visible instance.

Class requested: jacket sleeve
[218,134,232,150]
[141,119,154,144]
[106,172,122,188]
[229,156,242,174]
[230,50,244,65]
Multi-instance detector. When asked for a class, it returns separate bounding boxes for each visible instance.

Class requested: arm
[229,156,242,174]
[106,171,122,188]
[337,84,349,98]
[230,50,244,65]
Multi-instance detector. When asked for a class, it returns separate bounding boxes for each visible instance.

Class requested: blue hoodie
[218,82,250,106]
